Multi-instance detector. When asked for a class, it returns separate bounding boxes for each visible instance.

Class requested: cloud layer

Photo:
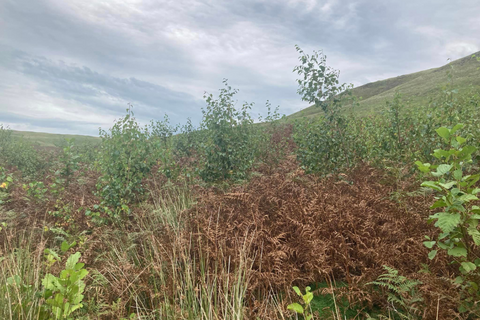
[1,0,479,135]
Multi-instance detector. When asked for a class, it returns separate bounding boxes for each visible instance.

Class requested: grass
[10,130,100,147]
[288,51,480,119]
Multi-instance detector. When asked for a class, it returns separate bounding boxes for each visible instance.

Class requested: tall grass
[86,184,267,319]
[0,228,46,319]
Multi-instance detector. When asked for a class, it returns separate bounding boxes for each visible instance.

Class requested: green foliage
[173,118,198,158]
[367,266,423,319]
[293,46,361,175]
[150,114,181,180]
[41,250,88,320]
[293,45,352,121]
[97,107,155,218]
[199,80,255,182]
[23,181,48,202]
[416,124,480,311]
[289,51,480,119]
[0,166,14,205]
[287,286,314,320]
[253,102,291,172]
[58,139,80,186]
[0,125,44,177]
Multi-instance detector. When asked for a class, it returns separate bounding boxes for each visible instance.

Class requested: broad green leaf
[66,252,81,270]
[456,136,466,145]
[428,250,437,260]
[438,241,450,250]
[453,169,463,180]
[287,303,304,314]
[436,127,450,140]
[454,276,464,284]
[461,262,477,273]
[438,181,455,189]
[61,241,70,253]
[415,161,431,173]
[451,123,464,135]
[447,246,467,257]
[458,146,477,161]
[431,199,447,209]
[435,212,461,234]
[432,164,452,177]
[467,226,480,245]
[433,149,452,159]
[423,241,436,248]
[421,181,442,191]
[459,194,478,202]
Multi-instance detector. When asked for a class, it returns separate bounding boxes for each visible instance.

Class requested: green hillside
[11,130,100,147]
[288,51,480,119]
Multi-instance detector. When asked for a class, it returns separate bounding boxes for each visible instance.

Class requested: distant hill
[288,52,480,119]
[11,130,100,147]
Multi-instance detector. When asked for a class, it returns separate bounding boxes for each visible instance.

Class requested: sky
[1,0,479,136]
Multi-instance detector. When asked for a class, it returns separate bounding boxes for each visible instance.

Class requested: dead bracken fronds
[187,160,459,318]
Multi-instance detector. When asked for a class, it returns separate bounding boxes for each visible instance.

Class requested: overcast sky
[1,0,479,135]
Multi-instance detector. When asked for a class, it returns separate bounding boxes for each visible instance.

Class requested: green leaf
[431,199,447,209]
[61,241,70,253]
[436,127,450,140]
[467,226,480,245]
[456,136,467,145]
[438,242,450,250]
[461,262,477,273]
[303,292,313,305]
[423,241,436,248]
[287,303,304,314]
[292,286,302,297]
[458,146,477,161]
[454,276,464,284]
[453,169,463,180]
[432,164,453,177]
[448,246,467,257]
[65,252,81,270]
[435,212,461,234]
[451,123,464,135]
[438,181,456,189]
[433,149,452,159]
[459,194,478,202]
[421,181,442,191]
[428,250,437,260]
[415,161,431,173]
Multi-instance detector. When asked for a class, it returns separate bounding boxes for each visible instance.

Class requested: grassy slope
[288,51,480,119]
[11,130,100,147]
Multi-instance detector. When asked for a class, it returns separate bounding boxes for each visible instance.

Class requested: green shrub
[0,125,43,177]
[287,286,314,320]
[199,80,255,182]
[58,139,80,187]
[292,47,359,175]
[150,114,181,180]
[97,107,154,218]
[41,251,88,320]
[416,124,480,313]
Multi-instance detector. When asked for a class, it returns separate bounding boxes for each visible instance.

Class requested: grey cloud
[1,0,480,134]
[0,46,204,129]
